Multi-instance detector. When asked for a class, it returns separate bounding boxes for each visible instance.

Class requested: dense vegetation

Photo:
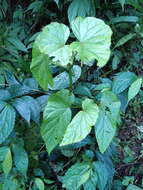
[0,0,143,189]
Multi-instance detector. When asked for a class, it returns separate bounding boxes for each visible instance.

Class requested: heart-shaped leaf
[60,99,99,146]
[35,22,72,66]
[71,17,112,67]
[41,89,74,154]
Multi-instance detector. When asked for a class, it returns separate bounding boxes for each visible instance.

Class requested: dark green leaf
[112,72,136,94]
[68,0,91,23]
[95,110,116,153]
[93,161,109,190]
[12,98,31,123]
[112,16,139,23]
[0,104,16,144]
[12,142,28,177]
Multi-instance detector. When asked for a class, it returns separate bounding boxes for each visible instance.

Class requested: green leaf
[126,184,143,190]
[0,146,9,161]
[95,110,116,153]
[112,72,136,94]
[0,104,16,144]
[93,161,109,190]
[30,44,53,90]
[49,65,81,90]
[12,98,30,123]
[41,89,74,154]
[35,178,45,190]
[118,0,126,10]
[62,162,91,190]
[101,91,121,124]
[2,148,12,176]
[53,0,59,7]
[21,96,40,123]
[35,22,72,66]
[60,99,99,146]
[128,78,142,102]
[12,143,28,178]
[68,0,91,23]
[114,33,135,49]
[112,16,139,23]
[71,17,112,67]
[7,38,27,52]
[83,171,98,190]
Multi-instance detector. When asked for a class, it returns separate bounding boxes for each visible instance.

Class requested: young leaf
[35,178,45,190]
[41,89,74,154]
[2,148,12,176]
[35,22,72,66]
[95,110,116,153]
[0,103,16,144]
[62,162,91,190]
[68,0,91,22]
[30,44,53,90]
[12,143,28,178]
[128,78,142,102]
[112,72,137,94]
[70,17,112,67]
[60,99,99,146]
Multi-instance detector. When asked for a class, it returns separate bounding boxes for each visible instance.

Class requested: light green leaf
[0,104,16,144]
[35,178,45,190]
[49,65,81,90]
[112,72,136,94]
[12,143,28,178]
[128,78,142,102]
[60,99,99,146]
[114,33,135,49]
[30,44,53,90]
[35,22,72,66]
[71,17,112,67]
[95,110,116,153]
[68,0,91,23]
[41,89,74,154]
[62,162,91,190]
[2,148,12,176]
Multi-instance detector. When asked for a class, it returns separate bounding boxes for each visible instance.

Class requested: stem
[68,65,73,92]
